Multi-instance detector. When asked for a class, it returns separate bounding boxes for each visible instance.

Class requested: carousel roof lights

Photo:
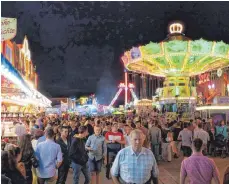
[122,23,229,77]
[196,106,229,110]
[124,40,229,76]
[169,22,184,34]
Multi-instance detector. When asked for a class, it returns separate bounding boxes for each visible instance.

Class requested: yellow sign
[1,17,17,41]
[165,112,177,120]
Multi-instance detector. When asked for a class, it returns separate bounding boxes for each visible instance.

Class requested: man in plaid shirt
[111,129,159,184]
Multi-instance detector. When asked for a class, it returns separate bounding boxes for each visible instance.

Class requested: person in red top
[104,123,125,179]
[105,123,125,145]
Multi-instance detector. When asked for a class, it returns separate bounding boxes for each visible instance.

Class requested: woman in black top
[173,122,182,141]
[1,148,27,184]
[18,134,35,184]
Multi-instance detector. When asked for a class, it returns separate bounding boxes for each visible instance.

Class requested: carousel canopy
[122,23,229,77]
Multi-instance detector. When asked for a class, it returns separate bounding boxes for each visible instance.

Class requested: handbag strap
[221,127,225,134]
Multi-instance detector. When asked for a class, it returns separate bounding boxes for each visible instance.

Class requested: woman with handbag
[19,134,39,184]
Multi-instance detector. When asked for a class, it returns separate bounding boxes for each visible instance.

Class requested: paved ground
[66,156,229,184]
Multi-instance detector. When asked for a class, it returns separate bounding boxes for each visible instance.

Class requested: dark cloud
[2,1,229,104]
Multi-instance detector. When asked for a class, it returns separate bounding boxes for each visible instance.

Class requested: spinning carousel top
[122,22,229,77]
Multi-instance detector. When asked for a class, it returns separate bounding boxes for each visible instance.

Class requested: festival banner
[1,17,17,41]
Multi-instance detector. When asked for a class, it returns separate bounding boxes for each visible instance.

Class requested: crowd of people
[1,109,229,184]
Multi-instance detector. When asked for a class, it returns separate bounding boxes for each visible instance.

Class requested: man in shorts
[85,126,106,184]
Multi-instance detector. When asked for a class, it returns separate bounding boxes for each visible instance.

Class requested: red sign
[198,73,210,84]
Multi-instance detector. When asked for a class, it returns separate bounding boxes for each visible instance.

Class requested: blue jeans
[151,144,160,161]
[72,162,91,184]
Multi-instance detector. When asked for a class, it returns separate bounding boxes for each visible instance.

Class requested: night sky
[2,1,229,104]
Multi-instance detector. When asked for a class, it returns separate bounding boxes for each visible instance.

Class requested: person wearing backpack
[69,126,90,184]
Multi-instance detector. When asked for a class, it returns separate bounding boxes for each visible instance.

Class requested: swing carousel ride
[122,21,229,115]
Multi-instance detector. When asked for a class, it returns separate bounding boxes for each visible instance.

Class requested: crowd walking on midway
[1,108,229,184]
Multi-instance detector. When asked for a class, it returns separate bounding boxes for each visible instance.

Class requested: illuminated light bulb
[212,84,215,88]
[208,85,211,89]
[169,22,184,34]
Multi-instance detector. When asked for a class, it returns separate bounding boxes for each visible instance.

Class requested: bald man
[111,129,159,184]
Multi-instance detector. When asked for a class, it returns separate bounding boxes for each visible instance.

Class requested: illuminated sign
[198,73,210,84]
[169,22,184,34]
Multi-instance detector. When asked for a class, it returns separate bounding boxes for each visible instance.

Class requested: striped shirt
[111,146,159,184]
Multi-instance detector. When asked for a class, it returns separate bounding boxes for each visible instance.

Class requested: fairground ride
[108,82,138,108]
[122,21,229,118]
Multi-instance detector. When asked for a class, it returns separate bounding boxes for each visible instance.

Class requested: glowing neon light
[109,88,123,107]
[125,72,128,106]
[1,59,32,95]
[196,106,229,110]
[128,83,135,88]
[169,22,184,34]
[2,97,51,107]
[129,88,138,103]
[118,83,125,88]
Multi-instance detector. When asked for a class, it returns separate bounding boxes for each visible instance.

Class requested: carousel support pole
[144,74,147,99]
[138,74,141,99]
[125,71,128,107]
[140,74,143,100]
[133,73,137,101]
[149,76,151,99]
[150,76,153,99]
[152,76,155,96]
[147,75,149,99]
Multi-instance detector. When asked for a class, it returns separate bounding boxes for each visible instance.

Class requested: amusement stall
[195,67,229,123]
[122,21,229,121]
[1,36,52,138]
